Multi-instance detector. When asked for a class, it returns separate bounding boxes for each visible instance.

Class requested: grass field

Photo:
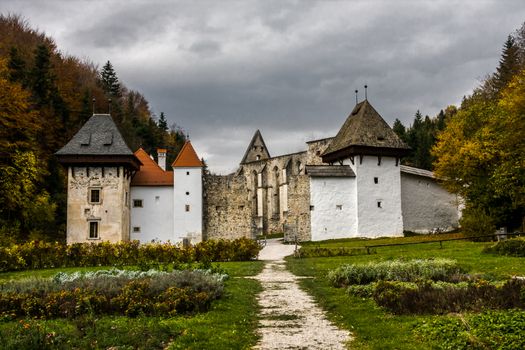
[0,261,264,350]
[287,235,525,349]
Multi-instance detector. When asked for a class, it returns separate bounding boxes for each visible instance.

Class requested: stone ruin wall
[203,173,253,240]
[202,137,333,242]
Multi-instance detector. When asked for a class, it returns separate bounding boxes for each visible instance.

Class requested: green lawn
[0,260,265,350]
[287,236,525,349]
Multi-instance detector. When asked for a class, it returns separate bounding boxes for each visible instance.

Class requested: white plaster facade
[350,156,404,238]
[130,186,173,242]
[173,167,203,243]
[310,177,357,241]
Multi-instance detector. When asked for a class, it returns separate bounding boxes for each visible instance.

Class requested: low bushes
[373,279,525,314]
[483,238,525,257]
[297,246,368,258]
[0,268,226,319]
[0,237,261,272]
[415,309,525,349]
[328,259,463,287]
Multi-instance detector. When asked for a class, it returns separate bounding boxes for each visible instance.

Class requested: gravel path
[253,239,351,349]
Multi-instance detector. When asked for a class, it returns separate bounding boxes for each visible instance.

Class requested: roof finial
[108,98,112,114]
[364,84,368,100]
[355,89,359,104]
[92,98,96,114]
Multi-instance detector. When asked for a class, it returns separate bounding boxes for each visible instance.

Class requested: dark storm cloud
[2,0,525,173]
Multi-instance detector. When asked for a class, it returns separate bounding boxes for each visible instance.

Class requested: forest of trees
[393,24,525,232]
[0,15,187,243]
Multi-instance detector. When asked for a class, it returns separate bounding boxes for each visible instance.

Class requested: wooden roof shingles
[322,101,410,162]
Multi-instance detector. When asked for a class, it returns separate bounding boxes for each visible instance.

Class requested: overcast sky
[3,0,525,173]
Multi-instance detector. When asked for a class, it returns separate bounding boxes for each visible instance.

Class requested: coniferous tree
[494,35,521,91]
[7,47,26,85]
[392,118,407,141]
[100,60,121,97]
[158,112,168,131]
[30,44,54,106]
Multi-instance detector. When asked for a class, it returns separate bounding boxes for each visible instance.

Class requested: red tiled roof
[131,148,173,186]
[172,141,203,167]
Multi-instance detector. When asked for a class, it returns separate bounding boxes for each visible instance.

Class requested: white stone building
[57,100,461,244]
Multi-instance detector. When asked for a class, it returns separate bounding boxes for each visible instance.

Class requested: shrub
[0,269,226,319]
[328,259,463,287]
[296,246,367,258]
[483,238,525,257]
[372,278,525,315]
[0,237,261,272]
[460,206,496,241]
[416,309,525,350]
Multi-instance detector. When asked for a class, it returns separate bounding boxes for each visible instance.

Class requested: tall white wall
[350,156,404,237]
[400,172,459,232]
[173,167,203,243]
[130,186,173,243]
[310,177,357,241]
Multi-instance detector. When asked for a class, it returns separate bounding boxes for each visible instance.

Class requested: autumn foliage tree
[0,15,187,243]
[433,24,525,231]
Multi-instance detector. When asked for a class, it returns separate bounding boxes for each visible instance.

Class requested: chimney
[157,148,167,170]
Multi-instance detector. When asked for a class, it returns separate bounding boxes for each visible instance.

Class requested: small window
[125,191,129,206]
[155,196,160,203]
[132,226,141,233]
[89,221,99,239]
[377,201,382,208]
[133,199,143,208]
[336,205,342,210]
[186,191,190,195]
[89,189,101,203]
[310,205,315,211]
[256,155,261,160]
[185,204,190,212]
[374,177,379,184]
[186,171,190,175]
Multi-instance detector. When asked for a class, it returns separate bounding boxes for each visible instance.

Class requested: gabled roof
[172,141,203,167]
[322,100,410,162]
[131,148,173,186]
[56,114,133,156]
[305,165,355,177]
[240,130,270,164]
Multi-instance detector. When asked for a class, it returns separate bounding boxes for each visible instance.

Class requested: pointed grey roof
[56,114,133,156]
[240,129,270,164]
[322,100,410,162]
[55,114,140,169]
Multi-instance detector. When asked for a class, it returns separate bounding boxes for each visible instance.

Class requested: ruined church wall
[203,174,253,240]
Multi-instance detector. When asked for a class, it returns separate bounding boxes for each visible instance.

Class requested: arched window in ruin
[273,166,280,217]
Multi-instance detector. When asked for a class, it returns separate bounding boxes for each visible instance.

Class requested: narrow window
[374,177,379,184]
[133,199,143,208]
[186,191,190,195]
[186,171,190,175]
[256,155,261,160]
[377,201,382,208]
[89,221,99,239]
[132,226,141,233]
[310,205,315,211]
[89,189,100,203]
[185,204,190,212]
[125,191,128,206]
[336,205,343,210]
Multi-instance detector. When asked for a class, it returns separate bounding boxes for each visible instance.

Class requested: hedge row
[328,259,464,287]
[0,238,261,272]
[373,279,525,315]
[483,238,525,257]
[0,269,225,319]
